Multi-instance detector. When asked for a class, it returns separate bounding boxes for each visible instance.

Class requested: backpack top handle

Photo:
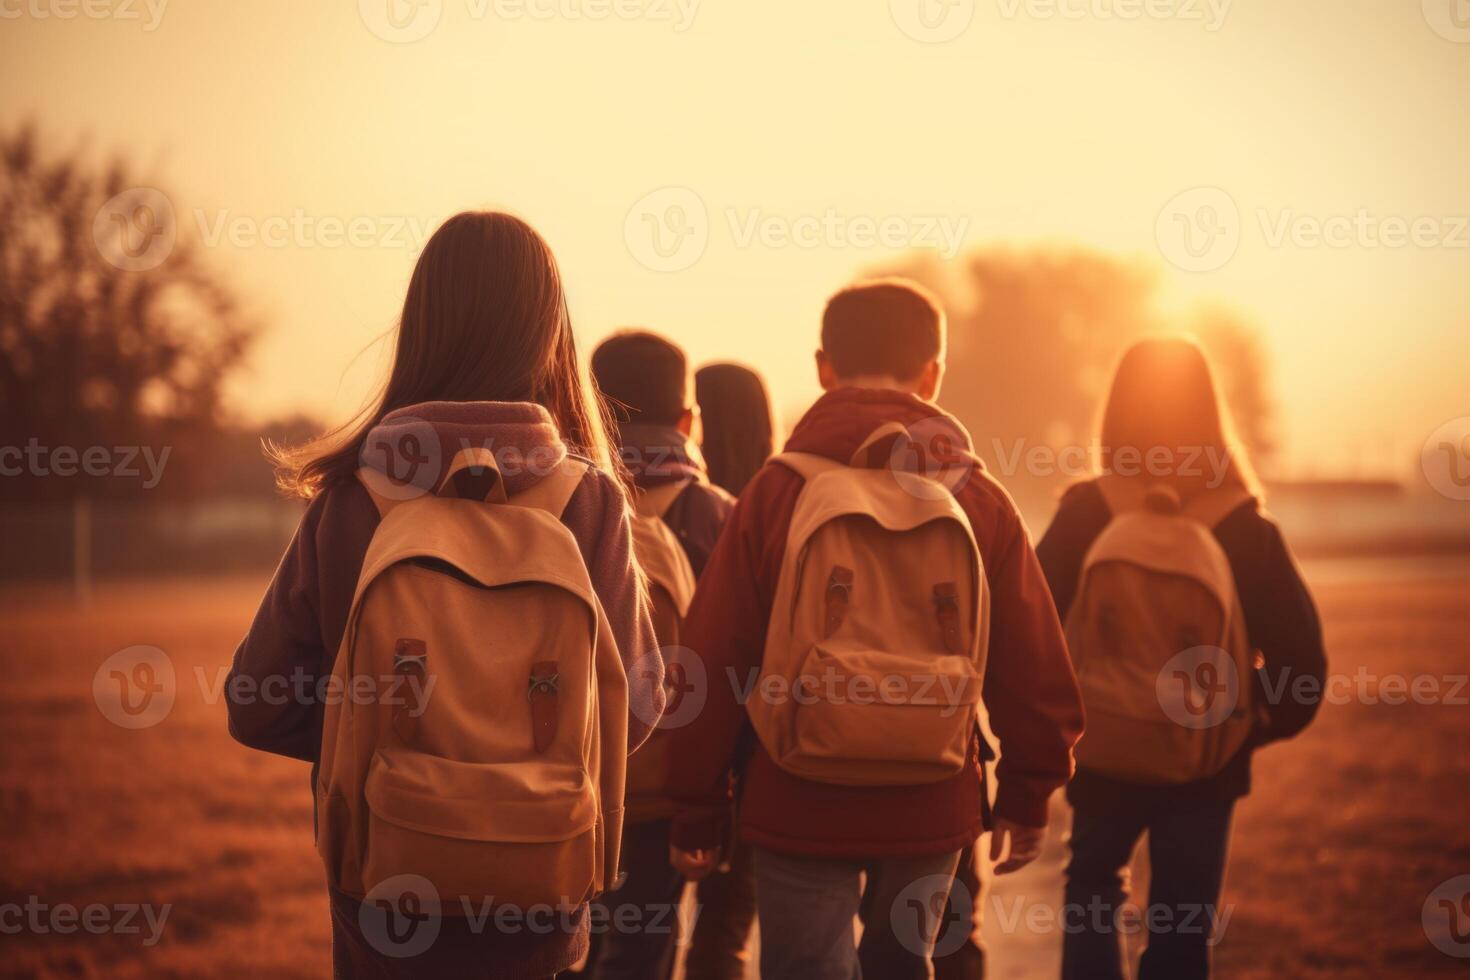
[436,446,511,504]
[1097,473,1254,531]
[849,421,912,469]
[357,449,588,519]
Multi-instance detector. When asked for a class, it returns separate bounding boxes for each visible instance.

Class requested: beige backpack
[315,449,628,916]
[1066,476,1256,784]
[747,424,990,787]
[623,480,699,822]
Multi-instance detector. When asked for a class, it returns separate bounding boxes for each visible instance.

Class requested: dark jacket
[618,422,734,576]
[1035,478,1327,807]
[666,388,1086,860]
[226,400,662,980]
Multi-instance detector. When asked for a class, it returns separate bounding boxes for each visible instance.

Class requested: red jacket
[667,388,1084,859]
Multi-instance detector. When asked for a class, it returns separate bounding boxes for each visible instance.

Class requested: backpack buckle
[932,583,965,657]
[823,566,855,638]
[393,653,428,674]
[932,582,959,610]
[826,566,855,599]
[528,660,560,754]
[392,639,429,743]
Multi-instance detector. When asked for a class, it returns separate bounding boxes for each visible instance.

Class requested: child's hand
[989,818,1045,875]
[669,845,720,881]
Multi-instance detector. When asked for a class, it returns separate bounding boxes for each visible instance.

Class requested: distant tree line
[871,248,1276,514]
[0,124,317,504]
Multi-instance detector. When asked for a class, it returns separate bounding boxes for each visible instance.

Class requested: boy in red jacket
[666,280,1085,980]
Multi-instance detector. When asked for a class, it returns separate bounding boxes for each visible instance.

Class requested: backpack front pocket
[780,643,980,786]
[359,748,599,914]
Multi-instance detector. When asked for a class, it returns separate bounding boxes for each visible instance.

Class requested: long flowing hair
[272,211,618,498]
[1098,335,1261,499]
[694,361,776,496]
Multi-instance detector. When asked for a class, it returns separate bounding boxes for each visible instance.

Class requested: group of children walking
[227,210,1327,980]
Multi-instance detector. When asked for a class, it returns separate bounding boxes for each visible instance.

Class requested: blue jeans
[1061,794,1235,980]
[752,846,962,980]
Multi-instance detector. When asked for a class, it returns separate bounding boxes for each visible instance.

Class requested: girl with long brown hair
[1037,336,1326,980]
[227,211,662,979]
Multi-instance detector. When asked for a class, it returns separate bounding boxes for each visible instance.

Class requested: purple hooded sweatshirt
[227,401,663,979]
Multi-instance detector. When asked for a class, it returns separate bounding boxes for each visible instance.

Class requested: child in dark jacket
[1036,336,1327,980]
[225,213,662,980]
[666,280,1085,980]
[579,330,735,980]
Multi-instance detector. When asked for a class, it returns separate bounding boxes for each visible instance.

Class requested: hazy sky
[3,0,1467,479]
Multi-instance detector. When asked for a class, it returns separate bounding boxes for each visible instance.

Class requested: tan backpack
[747,424,990,787]
[1066,476,1256,784]
[315,449,628,916]
[623,480,699,822]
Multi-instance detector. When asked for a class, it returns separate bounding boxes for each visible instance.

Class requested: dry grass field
[1,559,1467,978]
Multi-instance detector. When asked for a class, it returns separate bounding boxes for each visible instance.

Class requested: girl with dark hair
[693,362,777,497]
[227,211,662,979]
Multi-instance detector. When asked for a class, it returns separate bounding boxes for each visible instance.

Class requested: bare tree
[0,123,256,502]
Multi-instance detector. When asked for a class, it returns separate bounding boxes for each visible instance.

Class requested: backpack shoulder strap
[635,478,694,520]
[1096,473,1255,529]
[356,467,398,519]
[771,451,844,483]
[1183,486,1256,529]
[1095,473,1147,516]
[509,458,590,518]
[849,421,910,467]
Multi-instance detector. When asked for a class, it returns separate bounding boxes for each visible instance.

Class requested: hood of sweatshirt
[615,422,708,490]
[362,400,569,499]
[784,387,985,477]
